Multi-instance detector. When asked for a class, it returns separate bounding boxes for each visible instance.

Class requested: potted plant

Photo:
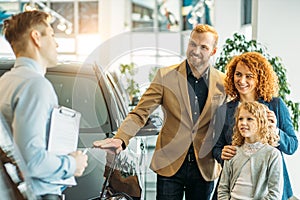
[215,33,299,131]
[119,63,140,105]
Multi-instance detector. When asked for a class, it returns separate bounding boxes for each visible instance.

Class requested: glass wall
[130,0,215,32]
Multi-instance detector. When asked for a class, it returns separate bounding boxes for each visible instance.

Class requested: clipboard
[47,106,81,186]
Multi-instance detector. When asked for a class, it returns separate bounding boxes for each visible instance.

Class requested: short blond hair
[191,24,218,48]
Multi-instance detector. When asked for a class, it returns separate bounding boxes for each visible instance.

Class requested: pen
[82,147,94,155]
[82,148,88,155]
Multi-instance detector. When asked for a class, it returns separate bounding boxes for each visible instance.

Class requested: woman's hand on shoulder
[221,145,237,160]
[267,109,278,132]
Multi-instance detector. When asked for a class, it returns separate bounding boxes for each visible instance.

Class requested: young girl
[218,101,283,199]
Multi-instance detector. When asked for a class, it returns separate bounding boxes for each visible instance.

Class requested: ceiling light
[57,21,67,31]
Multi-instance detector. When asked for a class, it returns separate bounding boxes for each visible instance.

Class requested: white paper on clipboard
[48,106,81,186]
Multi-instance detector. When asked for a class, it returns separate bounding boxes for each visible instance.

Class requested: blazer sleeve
[218,160,231,200]
[114,68,164,146]
[212,104,229,165]
[276,98,298,155]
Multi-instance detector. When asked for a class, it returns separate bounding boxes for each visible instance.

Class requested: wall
[214,0,242,54]
[214,0,299,103]
[253,0,300,103]
[253,0,300,196]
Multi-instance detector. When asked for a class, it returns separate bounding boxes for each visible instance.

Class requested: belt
[186,144,196,162]
[40,194,64,200]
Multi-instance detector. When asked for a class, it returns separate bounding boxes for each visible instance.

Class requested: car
[105,70,163,136]
[0,59,162,200]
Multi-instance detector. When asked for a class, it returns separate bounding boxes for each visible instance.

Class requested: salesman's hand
[221,145,237,161]
[69,151,88,177]
[93,138,123,154]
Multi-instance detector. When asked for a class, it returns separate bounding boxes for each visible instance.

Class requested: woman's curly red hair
[225,52,279,102]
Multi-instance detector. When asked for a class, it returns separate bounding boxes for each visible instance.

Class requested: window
[79,2,98,33]
[242,0,252,25]
[131,0,180,32]
[46,74,109,130]
[50,2,74,34]
[50,1,98,34]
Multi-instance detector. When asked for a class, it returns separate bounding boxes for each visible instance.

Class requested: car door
[46,62,124,200]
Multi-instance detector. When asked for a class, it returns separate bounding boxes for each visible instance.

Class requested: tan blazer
[115,60,226,181]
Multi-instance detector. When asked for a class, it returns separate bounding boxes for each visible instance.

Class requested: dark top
[186,62,209,124]
[186,62,209,153]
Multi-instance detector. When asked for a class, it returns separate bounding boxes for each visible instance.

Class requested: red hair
[225,52,279,102]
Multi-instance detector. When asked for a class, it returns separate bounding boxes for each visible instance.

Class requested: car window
[46,73,110,132]
[106,73,129,119]
[93,64,124,130]
[109,71,130,107]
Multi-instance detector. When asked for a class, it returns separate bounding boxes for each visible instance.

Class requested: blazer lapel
[196,67,225,126]
[177,61,193,123]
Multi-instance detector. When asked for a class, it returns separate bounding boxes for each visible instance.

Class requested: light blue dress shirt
[0,57,76,196]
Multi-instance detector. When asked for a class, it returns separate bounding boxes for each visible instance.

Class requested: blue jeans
[156,154,214,200]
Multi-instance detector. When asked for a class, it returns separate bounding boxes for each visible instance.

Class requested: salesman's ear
[30,29,42,47]
[211,47,217,56]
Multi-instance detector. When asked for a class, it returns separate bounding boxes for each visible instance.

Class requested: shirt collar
[14,57,46,75]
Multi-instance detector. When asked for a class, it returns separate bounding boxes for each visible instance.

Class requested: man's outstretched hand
[93,138,123,154]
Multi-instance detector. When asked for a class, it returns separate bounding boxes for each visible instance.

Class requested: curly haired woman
[212,52,298,200]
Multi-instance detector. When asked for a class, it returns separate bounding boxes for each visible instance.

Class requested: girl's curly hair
[232,101,279,147]
[225,52,279,102]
